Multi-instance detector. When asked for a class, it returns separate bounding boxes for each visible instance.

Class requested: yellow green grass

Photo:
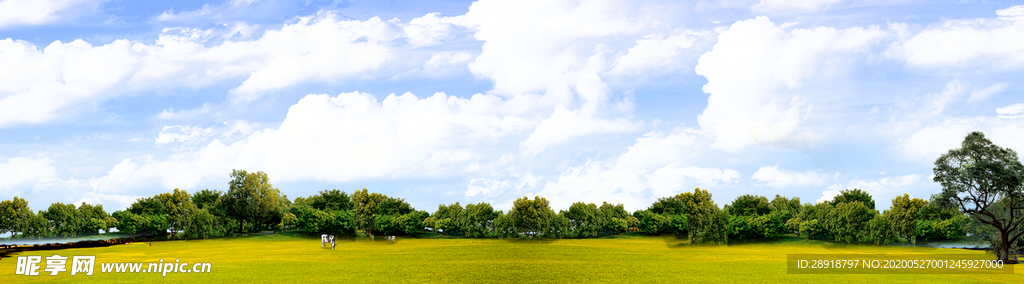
[1,234,1021,283]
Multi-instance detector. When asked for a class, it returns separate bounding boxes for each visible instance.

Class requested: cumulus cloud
[608,31,707,76]
[0,38,139,126]
[80,91,552,192]
[0,11,455,126]
[466,173,537,198]
[404,12,468,48]
[888,6,1024,68]
[420,51,473,77]
[0,0,107,29]
[538,129,739,210]
[519,106,635,156]
[901,115,1024,161]
[751,164,830,188]
[454,0,692,154]
[87,158,142,193]
[695,16,886,152]
[0,157,59,194]
[461,0,654,98]
[815,174,920,204]
[221,13,402,102]
[541,161,739,211]
[998,5,1024,20]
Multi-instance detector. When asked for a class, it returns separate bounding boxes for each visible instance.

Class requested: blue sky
[1,0,1023,215]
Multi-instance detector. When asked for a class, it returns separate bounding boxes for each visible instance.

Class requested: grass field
[1,234,1021,283]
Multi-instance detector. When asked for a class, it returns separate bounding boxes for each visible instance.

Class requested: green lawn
[1,234,1020,283]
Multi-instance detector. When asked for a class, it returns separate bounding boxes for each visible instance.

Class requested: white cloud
[87,158,141,193]
[888,7,1024,68]
[751,164,829,188]
[541,161,739,211]
[465,173,537,198]
[815,183,845,203]
[608,31,706,76]
[0,157,59,194]
[451,0,690,154]
[0,156,146,210]
[815,174,920,204]
[461,0,653,97]
[83,91,550,191]
[997,5,1024,20]
[853,174,921,189]
[74,192,143,211]
[0,11,449,126]
[155,103,213,120]
[404,12,467,48]
[154,0,293,25]
[969,83,1008,103]
[996,103,1024,117]
[537,129,739,210]
[929,79,963,115]
[0,39,140,126]
[225,13,401,102]
[519,106,635,156]
[155,125,214,145]
[466,178,509,197]
[694,16,886,151]
[752,0,842,11]
[420,51,473,77]
[901,116,1024,161]
[134,12,418,102]
[0,0,106,29]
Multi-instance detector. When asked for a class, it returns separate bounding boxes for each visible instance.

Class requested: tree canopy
[933,131,1024,262]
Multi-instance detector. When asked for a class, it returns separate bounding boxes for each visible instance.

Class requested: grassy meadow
[1,234,1021,283]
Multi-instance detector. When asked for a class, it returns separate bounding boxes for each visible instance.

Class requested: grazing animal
[387,236,395,242]
[322,234,335,250]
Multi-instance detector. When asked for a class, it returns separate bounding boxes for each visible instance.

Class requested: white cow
[387,236,395,242]
[322,234,335,250]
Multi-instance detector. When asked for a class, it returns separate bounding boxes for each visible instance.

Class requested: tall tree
[507,196,555,238]
[831,188,875,209]
[76,203,110,235]
[565,202,599,237]
[934,131,1024,262]
[460,202,498,238]
[827,201,875,243]
[224,169,286,232]
[351,188,386,236]
[598,202,633,235]
[678,188,728,244]
[317,189,353,211]
[770,195,801,221]
[157,188,197,238]
[730,195,772,216]
[885,194,927,245]
[0,197,33,237]
[44,203,82,237]
[192,189,223,210]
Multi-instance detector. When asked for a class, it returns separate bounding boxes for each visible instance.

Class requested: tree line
[1,132,1021,261]
[0,183,967,246]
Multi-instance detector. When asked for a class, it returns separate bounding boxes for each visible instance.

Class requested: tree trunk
[1001,232,1010,262]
